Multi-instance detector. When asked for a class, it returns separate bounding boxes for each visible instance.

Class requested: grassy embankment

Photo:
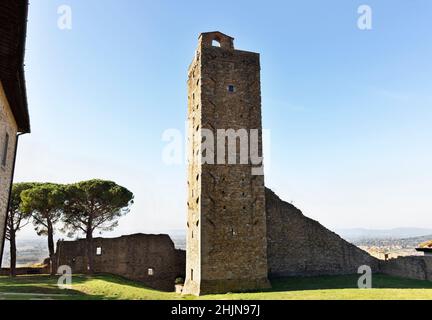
[1,274,432,300]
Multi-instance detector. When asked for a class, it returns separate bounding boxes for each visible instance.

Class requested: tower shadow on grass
[0,275,105,300]
[266,274,432,292]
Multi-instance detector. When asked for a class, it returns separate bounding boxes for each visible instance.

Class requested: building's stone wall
[55,234,186,291]
[265,188,380,277]
[380,256,432,281]
[183,32,270,295]
[0,81,18,259]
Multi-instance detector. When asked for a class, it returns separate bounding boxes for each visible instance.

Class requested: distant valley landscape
[337,228,432,259]
[336,228,432,240]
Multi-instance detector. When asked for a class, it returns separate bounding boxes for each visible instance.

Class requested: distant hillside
[336,228,432,241]
[168,231,186,250]
[352,234,432,249]
[2,238,48,268]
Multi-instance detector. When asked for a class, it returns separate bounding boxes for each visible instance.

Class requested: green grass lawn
[1,274,432,300]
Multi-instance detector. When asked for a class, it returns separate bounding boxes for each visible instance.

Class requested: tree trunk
[9,231,16,277]
[86,226,94,274]
[47,219,56,276]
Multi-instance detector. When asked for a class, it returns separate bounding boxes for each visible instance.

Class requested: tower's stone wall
[183,32,270,295]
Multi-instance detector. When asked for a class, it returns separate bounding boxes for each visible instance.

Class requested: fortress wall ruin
[265,188,380,277]
[379,256,432,281]
[55,233,185,291]
[55,191,432,293]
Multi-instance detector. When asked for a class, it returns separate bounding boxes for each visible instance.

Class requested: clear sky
[14,0,432,239]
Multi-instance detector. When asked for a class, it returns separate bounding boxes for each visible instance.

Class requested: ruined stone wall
[0,81,18,259]
[183,32,269,295]
[56,234,186,292]
[380,256,432,281]
[265,188,380,277]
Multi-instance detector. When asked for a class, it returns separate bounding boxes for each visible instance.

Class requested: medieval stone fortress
[1,0,432,301]
[56,32,432,294]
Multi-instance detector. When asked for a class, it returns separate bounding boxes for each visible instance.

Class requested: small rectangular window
[148,268,154,276]
[96,247,102,256]
[191,269,194,281]
[1,132,9,167]
[227,85,235,93]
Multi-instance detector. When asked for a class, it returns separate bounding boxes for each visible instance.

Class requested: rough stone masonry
[182,32,383,296]
[182,32,271,295]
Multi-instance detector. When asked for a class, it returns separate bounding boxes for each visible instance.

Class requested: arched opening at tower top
[199,31,235,50]
[212,39,221,47]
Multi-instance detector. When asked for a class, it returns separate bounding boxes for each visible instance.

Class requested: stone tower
[183,32,270,295]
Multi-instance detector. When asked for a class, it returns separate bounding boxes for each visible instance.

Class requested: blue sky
[14,0,432,238]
